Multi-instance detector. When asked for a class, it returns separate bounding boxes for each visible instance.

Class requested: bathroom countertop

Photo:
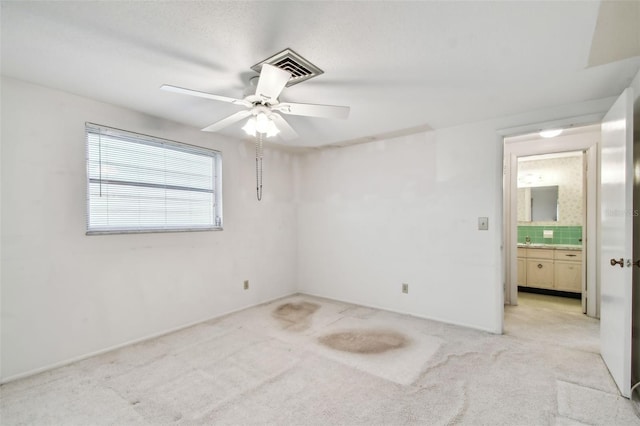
[517,243,582,250]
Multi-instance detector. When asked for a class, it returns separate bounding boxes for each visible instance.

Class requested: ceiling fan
[161,64,350,141]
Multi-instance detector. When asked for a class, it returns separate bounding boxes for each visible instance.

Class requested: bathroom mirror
[518,185,559,222]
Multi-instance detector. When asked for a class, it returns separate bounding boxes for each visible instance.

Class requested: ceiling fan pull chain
[256,132,264,201]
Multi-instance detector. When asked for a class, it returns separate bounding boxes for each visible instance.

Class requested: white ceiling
[2,1,639,148]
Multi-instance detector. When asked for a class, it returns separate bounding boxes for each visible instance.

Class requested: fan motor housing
[243,76,260,98]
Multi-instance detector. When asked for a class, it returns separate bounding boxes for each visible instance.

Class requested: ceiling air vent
[251,48,324,87]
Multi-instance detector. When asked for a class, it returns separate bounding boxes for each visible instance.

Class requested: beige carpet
[1,292,638,425]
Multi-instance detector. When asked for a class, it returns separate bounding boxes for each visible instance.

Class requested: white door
[599,87,634,398]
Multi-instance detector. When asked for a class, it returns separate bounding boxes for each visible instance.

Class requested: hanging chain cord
[256,132,264,201]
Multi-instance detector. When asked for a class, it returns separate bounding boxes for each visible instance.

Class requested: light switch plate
[478,217,489,230]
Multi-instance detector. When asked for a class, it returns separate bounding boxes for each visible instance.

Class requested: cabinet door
[554,261,581,293]
[517,258,526,286]
[526,259,554,289]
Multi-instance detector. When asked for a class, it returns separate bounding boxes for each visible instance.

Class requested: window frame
[85,123,223,235]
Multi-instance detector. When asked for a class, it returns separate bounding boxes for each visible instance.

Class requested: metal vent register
[251,48,323,87]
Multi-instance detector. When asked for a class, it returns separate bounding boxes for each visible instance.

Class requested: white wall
[0,77,298,382]
[296,96,620,333]
[296,123,503,331]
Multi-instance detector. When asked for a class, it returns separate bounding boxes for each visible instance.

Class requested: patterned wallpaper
[517,154,583,226]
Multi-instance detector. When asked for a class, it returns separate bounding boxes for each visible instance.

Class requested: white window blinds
[86,123,222,234]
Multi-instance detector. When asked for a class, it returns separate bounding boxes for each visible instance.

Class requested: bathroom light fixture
[242,112,280,137]
[539,129,563,138]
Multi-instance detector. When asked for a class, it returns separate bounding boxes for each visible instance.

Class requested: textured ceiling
[2,1,639,147]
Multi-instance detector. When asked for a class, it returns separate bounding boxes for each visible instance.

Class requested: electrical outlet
[402,283,409,294]
[243,280,249,290]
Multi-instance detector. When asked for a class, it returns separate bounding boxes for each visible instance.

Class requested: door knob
[610,258,624,268]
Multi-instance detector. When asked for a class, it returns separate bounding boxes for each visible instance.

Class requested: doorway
[501,88,637,399]
[503,124,600,318]
[516,151,586,309]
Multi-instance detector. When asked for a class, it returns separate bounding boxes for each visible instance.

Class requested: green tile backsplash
[517,226,582,245]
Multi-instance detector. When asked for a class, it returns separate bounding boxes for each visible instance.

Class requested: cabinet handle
[537,264,543,269]
[565,254,577,257]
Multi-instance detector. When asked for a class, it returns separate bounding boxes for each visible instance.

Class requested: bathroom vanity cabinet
[517,246,582,293]
[553,250,582,292]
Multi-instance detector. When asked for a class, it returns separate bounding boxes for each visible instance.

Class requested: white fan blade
[202,110,252,132]
[270,113,298,141]
[161,85,251,107]
[274,102,350,119]
[255,64,291,102]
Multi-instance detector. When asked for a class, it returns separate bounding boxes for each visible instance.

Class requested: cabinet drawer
[517,247,527,258]
[525,248,554,260]
[554,250,582,261]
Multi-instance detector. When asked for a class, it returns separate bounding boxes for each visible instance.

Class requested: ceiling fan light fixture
[242,113,280,138]
[163,53,348,142]
[539,129,563,138]
[255,112,270,133]
[265,119,280,137]
[242,116,257,136]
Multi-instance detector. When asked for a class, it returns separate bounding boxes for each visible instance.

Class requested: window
[86,123,222,234]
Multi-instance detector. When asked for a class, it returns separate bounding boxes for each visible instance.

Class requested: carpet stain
[445,381,469,425]
[319,330,409,354]
[272,302,320,331]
